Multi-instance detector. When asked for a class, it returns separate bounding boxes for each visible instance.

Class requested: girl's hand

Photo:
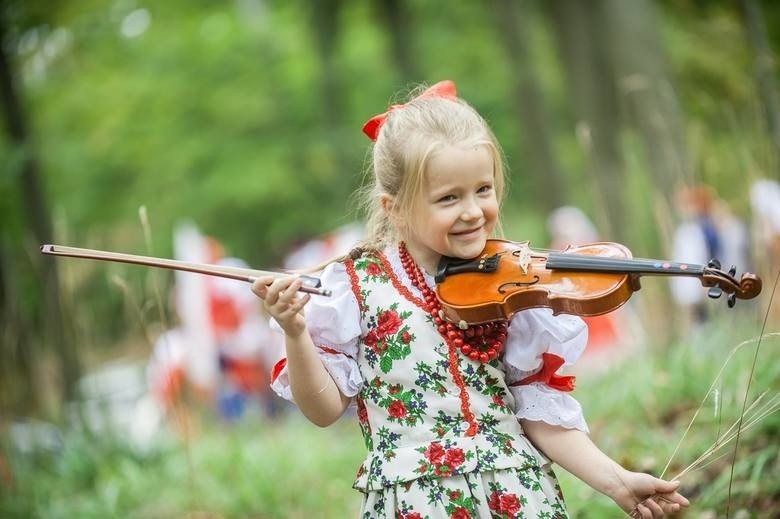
[251,276,310,338]
[609,471,689,518]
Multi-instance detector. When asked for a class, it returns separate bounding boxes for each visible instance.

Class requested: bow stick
[40,244,332,296]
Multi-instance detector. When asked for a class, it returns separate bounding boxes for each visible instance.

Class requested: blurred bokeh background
[1,0,778,517]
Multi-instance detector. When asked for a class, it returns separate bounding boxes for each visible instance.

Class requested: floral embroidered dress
[271,246,589,519]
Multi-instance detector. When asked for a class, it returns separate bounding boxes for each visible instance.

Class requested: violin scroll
[701,266,762,307]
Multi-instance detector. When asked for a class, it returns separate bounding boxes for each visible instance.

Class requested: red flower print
[376,309,402,337]
[404,513,422,519]
[366,262,382,277]
[389,384,401,394]
[449,490,461,501]
[434,463,452,476]
[488,491,501,512]
[444,447,465,468]
[356,399,368,425]
[401,331,412,343]
[499,493,521,516]
[364,330,380,348]
[450,507,471,519]
[492,394,505,406]
[489,491,521,517]
[423,442,446,463]
[388,400,407,419]
[365,331,388,354]
[418,462,428,473]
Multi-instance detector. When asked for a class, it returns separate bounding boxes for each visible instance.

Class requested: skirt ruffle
[360,465,568,519]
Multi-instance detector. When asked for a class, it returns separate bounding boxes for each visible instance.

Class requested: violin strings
[546,254,705,275]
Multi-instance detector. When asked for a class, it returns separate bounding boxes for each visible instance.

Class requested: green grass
[2,320,777,518]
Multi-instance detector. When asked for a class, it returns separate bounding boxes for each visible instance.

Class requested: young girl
[252,81,689,519]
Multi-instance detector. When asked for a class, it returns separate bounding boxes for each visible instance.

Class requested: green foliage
[558,320,780,517]
[2,321,777,517]
[2,416,364,518]
[2,0,777,352]
[1,2,777,514]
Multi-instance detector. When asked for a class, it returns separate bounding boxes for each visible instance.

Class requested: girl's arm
[252,276,351,426]
[520,419,689,518]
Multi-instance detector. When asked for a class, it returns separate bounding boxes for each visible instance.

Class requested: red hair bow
[361,80,458,141]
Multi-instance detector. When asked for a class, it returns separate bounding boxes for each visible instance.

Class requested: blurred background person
[547,206,644,372]
[670,184,750,333]
[147,223,286,425]
[750,178,780,320]
[750,178,780,272]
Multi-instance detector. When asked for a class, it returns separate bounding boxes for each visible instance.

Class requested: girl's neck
[397,240,440,277]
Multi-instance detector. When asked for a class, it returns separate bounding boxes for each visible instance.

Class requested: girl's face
[403,144,498,273]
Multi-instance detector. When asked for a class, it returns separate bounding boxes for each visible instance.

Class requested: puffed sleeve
[504,308,589,432]
[269,261,364,401]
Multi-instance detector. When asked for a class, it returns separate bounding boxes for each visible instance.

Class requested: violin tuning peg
[708,259,722,270]
[708,287,723,299]
[727,293,737,308]
[728,265,737,277]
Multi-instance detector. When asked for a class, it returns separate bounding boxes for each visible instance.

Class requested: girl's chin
[447,238,487,259]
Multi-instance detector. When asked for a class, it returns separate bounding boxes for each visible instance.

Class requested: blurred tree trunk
[741,0,780,174]
[0,15,80,409]
[312,0,342,131]
[546,0,627,242]
[375,0,419,81]
[0,245,36,414]
[310,0,350,198]
[548,0,681,342]
[602,0,688,205]
[493,0,566,211]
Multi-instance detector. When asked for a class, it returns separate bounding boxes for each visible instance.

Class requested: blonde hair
[347,85,506,259]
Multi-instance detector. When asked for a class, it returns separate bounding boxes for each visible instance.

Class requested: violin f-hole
[498,276,540,294]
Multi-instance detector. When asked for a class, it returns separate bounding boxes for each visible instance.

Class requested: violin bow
[40,244,332,296]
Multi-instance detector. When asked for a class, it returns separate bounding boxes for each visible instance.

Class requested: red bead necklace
[398,242,507,363]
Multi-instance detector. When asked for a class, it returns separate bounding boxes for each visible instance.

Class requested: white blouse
[270,246,589,432]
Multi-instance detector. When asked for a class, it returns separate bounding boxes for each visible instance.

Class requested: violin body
[435,239,762,326]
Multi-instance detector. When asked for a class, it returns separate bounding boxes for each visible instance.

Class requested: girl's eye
[478,184,493,194]
[437,195,456,203]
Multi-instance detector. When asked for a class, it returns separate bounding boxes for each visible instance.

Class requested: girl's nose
[461,198,482,221]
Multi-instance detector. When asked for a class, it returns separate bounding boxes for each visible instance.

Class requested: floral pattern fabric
[344,251,570,518]
[363,464,566,519]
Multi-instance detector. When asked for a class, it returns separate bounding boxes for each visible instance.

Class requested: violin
[40,244,331,296]
[435,239,762,326]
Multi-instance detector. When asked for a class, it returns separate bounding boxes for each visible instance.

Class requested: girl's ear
[380,193,406,235]
[379,194,397,220]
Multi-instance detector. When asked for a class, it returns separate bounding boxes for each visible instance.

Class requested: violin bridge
[512,243,532,274]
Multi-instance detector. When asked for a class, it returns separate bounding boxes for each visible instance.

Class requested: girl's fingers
[277,293,310,319]
[632,503,650,519]
[643,498,664,518]
[251,276,275,298]
[654,488,688,511]
[261,278,309,321]
[660,502,681,514]
[278,278,303,304]
[631,496,682,518]
[254,276,298,304]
